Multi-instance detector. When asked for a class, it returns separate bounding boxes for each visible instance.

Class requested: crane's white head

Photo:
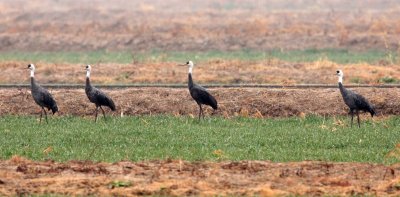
[27,64,35,77]
[85,65,91,77]
[336,70,343,83]
[186,61,194,74]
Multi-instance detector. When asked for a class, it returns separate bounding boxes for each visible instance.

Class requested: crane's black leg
[94,106,99,122]
[100,106,107,121]
[198,104,202,121]
[43,107,48,124]
[356,111,360,128]
[350,110,354,128]
[201,105,205,120]
[39,109,43,124]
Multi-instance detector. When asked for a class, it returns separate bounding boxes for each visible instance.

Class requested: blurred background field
[0,0,399,52]
[0,0,399,85]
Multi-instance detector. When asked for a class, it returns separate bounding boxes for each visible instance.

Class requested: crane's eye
[336,70,340,73]
[186,61,189,64]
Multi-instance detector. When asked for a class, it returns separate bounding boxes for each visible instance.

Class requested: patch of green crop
[0,115,399,164]
[0,49,394,64]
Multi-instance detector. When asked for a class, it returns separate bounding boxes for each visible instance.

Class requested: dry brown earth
[1,87,399,118]
[1,156,400,196]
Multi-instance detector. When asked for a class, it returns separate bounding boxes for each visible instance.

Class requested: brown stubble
[3,60,400,85]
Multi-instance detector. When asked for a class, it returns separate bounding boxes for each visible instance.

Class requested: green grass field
[0,115,399,164]
[0,49,396,64]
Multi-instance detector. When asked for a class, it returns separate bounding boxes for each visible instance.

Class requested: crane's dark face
[27,64,35,71]
[186,61,194,67]
[85,65,91,71]
[336,70,343,77]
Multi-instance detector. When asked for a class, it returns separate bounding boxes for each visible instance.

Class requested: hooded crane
[183,61,218,120]
[85,65,116,122]
[336,70,375,127]
[28,64,58,123]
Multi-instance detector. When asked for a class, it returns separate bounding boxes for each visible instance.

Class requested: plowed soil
[1,156,400,196]
[1,87,400,118]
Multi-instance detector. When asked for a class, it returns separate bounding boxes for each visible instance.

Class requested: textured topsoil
[0,87,399,118]
[1,156,400,196]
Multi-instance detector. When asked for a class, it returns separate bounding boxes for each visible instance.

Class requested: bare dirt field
[0,0,399,51]
[1,87,399,118]
[3,61,400,85]
[1,156,400,196]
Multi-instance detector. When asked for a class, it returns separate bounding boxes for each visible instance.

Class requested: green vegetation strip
[0,115,399,164]
[0,49,396,64]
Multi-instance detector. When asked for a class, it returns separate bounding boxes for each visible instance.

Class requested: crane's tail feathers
[369,108,376,117]
[51,105,58,114]
[366,103,376,117]
[210,97,218,110]
[108,99,116,111]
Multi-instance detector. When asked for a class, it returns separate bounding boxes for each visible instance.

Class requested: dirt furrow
[1,87,399,118]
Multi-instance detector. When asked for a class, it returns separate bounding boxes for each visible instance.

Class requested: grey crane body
[28,64,58,123]
[85,65,115,122]
[337,70,375,127]
[188,74,218,110]
[185,61,218,120]
[85,78,116,110]
[31,78,58,114]
[339,83,375,116]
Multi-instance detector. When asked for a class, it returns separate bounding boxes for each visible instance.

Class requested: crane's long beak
[177,64,187,66]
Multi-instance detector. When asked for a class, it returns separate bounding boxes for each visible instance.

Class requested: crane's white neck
[188,66,193,74]
[338,75,343,83]
[86,70,91,78]
[30,69,34,77]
